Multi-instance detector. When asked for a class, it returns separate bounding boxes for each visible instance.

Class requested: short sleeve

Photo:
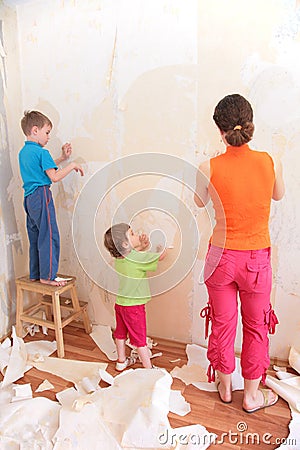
[41,150,58,171]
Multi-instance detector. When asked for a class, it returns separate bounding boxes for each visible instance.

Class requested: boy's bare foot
[40,278,67,287]
[30,279,38,282]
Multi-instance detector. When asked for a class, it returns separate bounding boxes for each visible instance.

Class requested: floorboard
[1,325,292,449]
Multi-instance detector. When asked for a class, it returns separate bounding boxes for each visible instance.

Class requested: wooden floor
[2,325,292,450]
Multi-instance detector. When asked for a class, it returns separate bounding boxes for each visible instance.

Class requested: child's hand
[157,246,167,261]
[138,233,150,250]
[61,142,72,160]
[73,163,84,176]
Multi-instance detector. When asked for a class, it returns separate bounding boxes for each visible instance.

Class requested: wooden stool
[15,275,92,358]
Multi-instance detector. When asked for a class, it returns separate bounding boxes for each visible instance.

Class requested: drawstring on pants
[267,309,279,334]
[206,363,215,383]
[264,307,279,334]
[200,303,211,339]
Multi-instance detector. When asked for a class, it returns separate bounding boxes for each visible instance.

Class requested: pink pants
[114,303,147,347]
[202,245,278,383]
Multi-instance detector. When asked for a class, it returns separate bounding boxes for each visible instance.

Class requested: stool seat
[15,275,92,358]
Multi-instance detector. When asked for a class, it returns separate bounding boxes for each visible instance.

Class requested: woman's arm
[272,157,285,201]
[194,159,210,207]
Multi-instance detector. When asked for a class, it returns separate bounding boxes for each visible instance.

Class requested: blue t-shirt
[19,141,58,197]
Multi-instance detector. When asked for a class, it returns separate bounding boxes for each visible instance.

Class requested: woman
[194,94,285,413]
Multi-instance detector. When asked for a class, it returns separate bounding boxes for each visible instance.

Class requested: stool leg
[70,286,80,311]
[44,299,53,321]
[70,286,91,334]
[52,292,64,358]
[82,306,92,334]
[15,285,23,337]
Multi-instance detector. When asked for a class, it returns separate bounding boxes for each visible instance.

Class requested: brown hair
[104,223,130,258]
[213,94,254,146]
[21,110,52,136]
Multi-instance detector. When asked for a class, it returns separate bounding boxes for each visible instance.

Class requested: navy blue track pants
[24,186,60,280]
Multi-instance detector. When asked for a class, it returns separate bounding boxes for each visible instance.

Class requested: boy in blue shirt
[19,110,84,286]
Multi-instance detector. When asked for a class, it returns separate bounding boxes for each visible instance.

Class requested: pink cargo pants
[201,245,278,383]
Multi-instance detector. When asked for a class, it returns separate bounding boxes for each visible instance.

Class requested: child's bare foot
[40,278,67,287]
[30,279,38,282]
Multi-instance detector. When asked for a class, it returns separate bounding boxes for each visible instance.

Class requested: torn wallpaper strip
[90,324,118,361]
[1,327,27,388]
[170,344,244,392]
[32,356,107,385]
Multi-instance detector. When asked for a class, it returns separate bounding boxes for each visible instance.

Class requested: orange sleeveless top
[208,144,275,250]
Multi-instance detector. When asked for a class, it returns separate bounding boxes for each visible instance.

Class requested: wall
[1,0,299,360]
[0,3,23,338]
[193,0,300,360]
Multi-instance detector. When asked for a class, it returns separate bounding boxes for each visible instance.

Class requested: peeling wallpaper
[0,0,299,359]
[0,6,21,337]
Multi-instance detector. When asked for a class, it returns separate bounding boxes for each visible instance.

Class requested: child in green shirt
[104,223,166,370]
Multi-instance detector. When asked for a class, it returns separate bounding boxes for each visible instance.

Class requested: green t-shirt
[115,249,160,306]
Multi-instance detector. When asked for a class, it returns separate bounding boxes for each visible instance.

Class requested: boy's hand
[73,163,84,176]
[61,142,72,160]
[138,233,150,250]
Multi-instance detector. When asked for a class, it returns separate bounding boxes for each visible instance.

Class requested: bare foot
[30,279,38,282]
[40,278,67,287]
